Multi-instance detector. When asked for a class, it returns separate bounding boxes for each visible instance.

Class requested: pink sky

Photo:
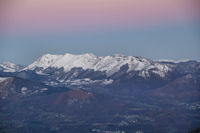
[0,0,199,33]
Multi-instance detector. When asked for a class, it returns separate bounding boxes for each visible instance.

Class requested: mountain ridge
[22,53,191,77]
[1,53,199,90]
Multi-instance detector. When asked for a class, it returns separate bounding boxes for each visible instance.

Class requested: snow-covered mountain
[23,53,172,77]
[1,53,199,90]
[0,62,24,72]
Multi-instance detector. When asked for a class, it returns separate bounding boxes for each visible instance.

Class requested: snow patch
[41,88,48,92]
[0,77,9,82]
[67,78,100,86]
[21,87,28,95]
[102,79,114,85]
[36,71,49,75]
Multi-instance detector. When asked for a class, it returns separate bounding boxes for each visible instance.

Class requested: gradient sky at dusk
[0,0,200,64]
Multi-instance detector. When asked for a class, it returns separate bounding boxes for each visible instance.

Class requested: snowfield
[23,53,173,77]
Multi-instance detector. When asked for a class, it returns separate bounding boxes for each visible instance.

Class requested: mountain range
[0,53,200,133]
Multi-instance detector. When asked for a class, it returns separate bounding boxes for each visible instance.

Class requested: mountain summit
[23,53,172,77]
[1,53,199,90]
[0,62,24,72]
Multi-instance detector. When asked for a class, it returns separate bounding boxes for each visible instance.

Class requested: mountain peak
[63,53,97,58]
[2,61,16,67]
[24,54,62,70]
[22,53,174,77]
[0,62,24,72]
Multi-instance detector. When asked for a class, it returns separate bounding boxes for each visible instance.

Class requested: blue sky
[0,23,200,65]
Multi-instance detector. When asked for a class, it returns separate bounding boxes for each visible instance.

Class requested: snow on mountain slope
[23,53,172,77]
[0,77,10,82]
[24,54,63,70]
[0,62,23,72]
